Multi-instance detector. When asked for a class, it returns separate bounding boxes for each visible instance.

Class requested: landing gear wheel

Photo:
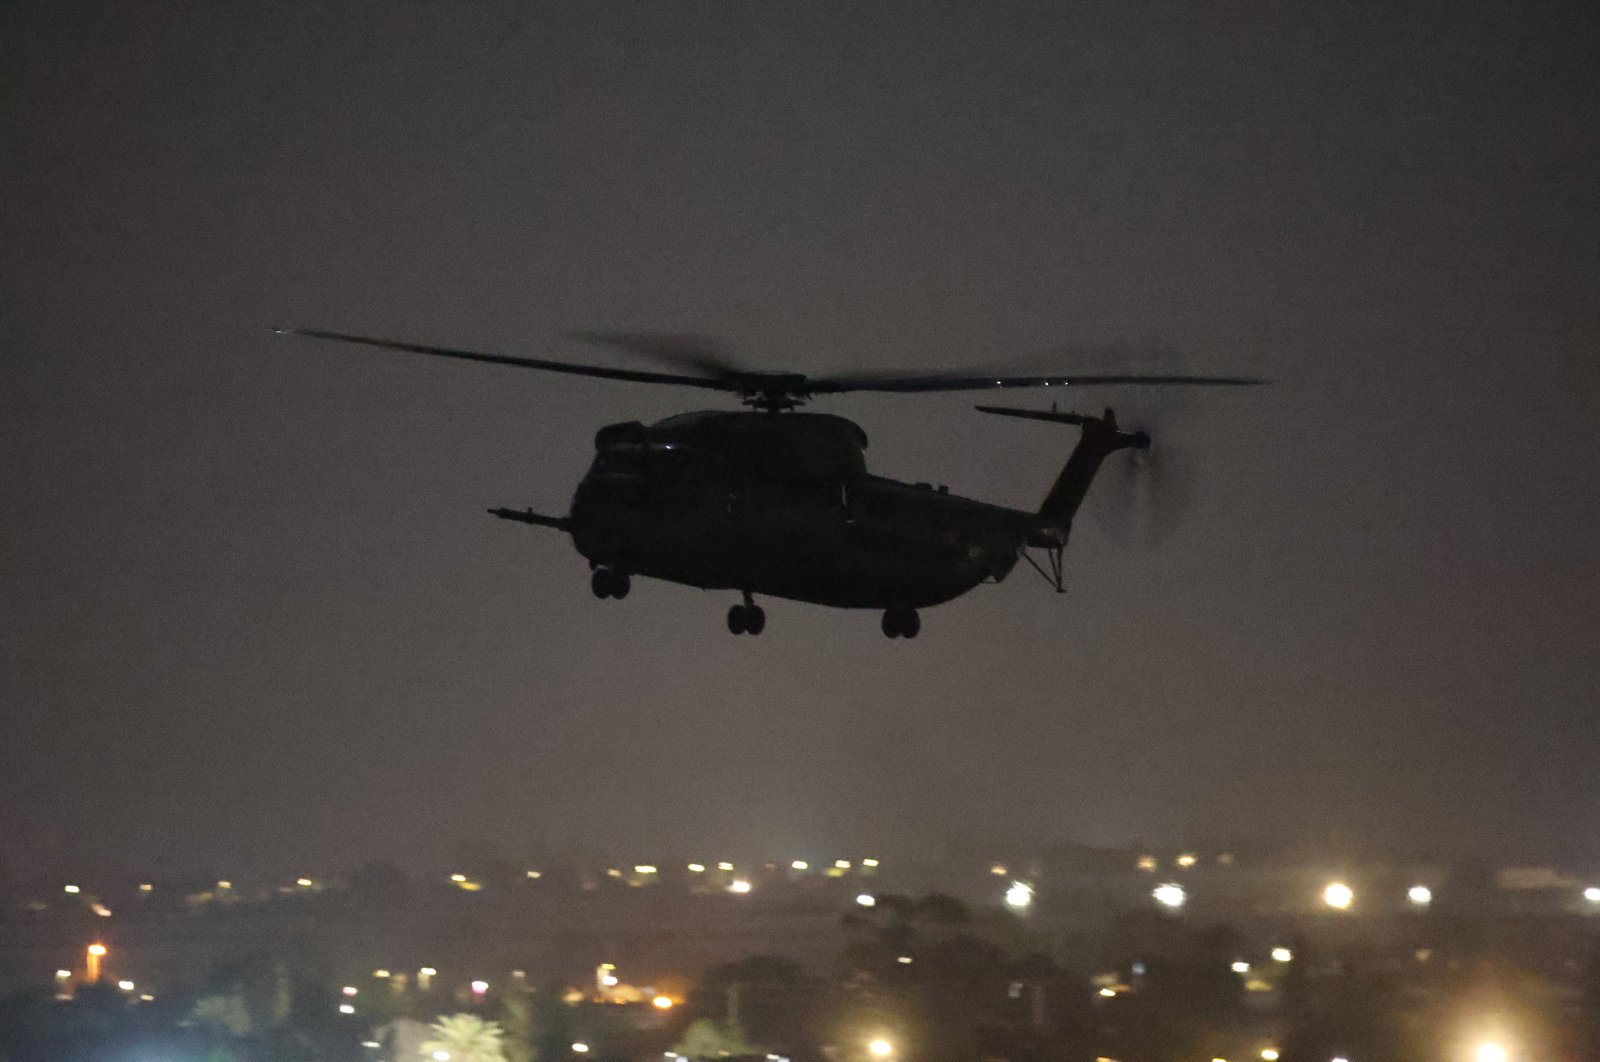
[592,568,630,600]
[745,605,766,636]
[727,605,748,635]
[882,606,920,639]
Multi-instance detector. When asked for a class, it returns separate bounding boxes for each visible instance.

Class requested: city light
[1260,1050,1280,1061]
[897,955,913,965]
[1323,881,1355,909]
[634,865,658,874]
[1409,884,1433,906]
[1153,883,1187,909]
[1584,886,1600,903]
[728,879,752,894]
[1475,1044,1508,1062]
[341,985,357,996]
[91,903,112,917]
[862,858,880,868]
[990,863,1008,876]
[373,969,390,978]
[86,943,106,983]
[55,970,70,980]
[653,995,674,1009]
[856,893,876,907]
[418,967,435,990]
[572,1043,590,1054]
[138,883,153,892]
[433,1052,450,1061]
[868,1038,893,1058]
[217,880,231,890]
[471,980,488,995]
[1272,947,1293,962]
[1137,855,1158,871]
[1098,987,1116,997]
[338,1003,355,1014]
[1176,853,1198,868]
[835,859,851,869]
[450,873,466,882]
[717,862,734,871]
[117,980,135,991]
[1005,880,1034,910]
[687,863,706,873]
[1231,961,1250,973]
[526,870,542,879]
[296,878,313,887]
[64,885,80,894]
[791,860,809,870]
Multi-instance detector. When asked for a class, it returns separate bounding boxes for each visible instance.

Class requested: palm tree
[418,1013,508,1062]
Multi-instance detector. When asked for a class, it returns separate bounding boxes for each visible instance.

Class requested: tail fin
[975,406,1148,544]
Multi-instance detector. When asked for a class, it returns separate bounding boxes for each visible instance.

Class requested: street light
[1408,884,1433,906]
[867,1038,893,1058]
[728,878,752,894]
[1271,947,1293,963]
[1005,881,1033,910]
[856,893,876,907]
[1323,881,1354,909]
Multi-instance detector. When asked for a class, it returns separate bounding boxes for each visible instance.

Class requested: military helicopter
[280,328,1263,638]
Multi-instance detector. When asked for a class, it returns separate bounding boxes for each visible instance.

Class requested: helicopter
[279,328,1263,638]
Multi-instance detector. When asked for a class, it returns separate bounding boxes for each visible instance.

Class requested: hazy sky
[3,0,1597,876]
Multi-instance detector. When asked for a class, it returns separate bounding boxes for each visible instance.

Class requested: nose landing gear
[590,567,630,600]
[882,606,920,639]
[727,591,766,636]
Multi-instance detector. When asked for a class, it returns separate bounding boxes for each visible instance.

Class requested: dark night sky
[3,1,1597,876]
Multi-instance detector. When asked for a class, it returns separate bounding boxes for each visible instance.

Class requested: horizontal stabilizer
[488,507,571,532]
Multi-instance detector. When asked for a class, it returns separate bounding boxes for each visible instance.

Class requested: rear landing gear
[882,606,920,639]
[591,567,630,600]
[727,592,766,636]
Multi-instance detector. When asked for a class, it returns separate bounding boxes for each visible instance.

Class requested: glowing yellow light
[862,858,880,867]
[373,969,390,978]
[728,879,751,893]
[341,985,357,996]
[1271,947,1292,962]
[450,873,467,883]
[717,861,734,871]
[457,880,482,891]
[526,870,542,879]
[55,970,71,980]
[990,863,1007,876]
[138,883,153,892]
[419,967,436,976]
[572,1043,590,1054]
[1475,1045,1508,1062]
[606,868,622,878]
[1137,855,1157,871]
[117,980,135,991]
[634,865,657,874]
[1005,881,1034,909]
[87,944,107,956]
[64,885,80,894]
[687,863,706,873]
[1231,961,1250,973]
[1408,884,1433,906]
[896,955,912,965]
[1176,853,1197,868]
[790,860,809,870]
[1260,1050,1280,1061]
[856,893,876,907]
[296,877,313,887]
[1324,881,1354,909]
[91,903,112,917]
[471,980,488,994]
[1583,886,1600,903]
[868,1038,893,1058]
[338,1003,355,1014]
[1098,987,1117,997]
[835,859,851,869]
[652,995,674,1009]
[217,880,231,890]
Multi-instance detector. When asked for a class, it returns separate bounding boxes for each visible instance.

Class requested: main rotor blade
[809,371,1268,394]
[568,330,749,379]
[276,328,739,394]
